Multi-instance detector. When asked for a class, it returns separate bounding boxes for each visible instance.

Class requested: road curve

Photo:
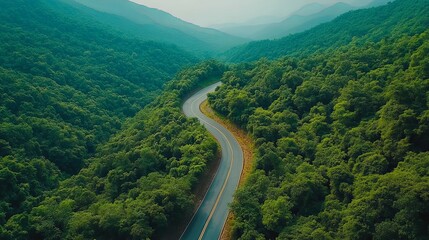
[180,82,244,240]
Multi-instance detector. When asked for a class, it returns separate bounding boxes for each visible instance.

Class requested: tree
[261,196,293,233]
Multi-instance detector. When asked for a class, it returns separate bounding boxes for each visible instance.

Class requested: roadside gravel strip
[180,82,244,240]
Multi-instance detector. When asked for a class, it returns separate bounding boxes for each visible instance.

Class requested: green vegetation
[0,0,197,234]
[1,0,428,239]
[208,1,429,238]
[223,0,429,62]
[0,61,225,240]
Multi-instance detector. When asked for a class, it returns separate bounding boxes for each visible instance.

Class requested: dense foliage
[2,0,428,239]
[209,3,429,238]
[223,0,429,62]
[0,0,197,233]
[0,61,225,239]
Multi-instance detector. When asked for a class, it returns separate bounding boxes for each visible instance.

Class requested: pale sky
[130,0,372,27]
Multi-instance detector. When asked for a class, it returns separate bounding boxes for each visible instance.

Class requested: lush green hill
[1,0,428,239]
[208,0,429,238]
[0,0,197,228]
[0,61,224,240]
[63,0,247,56]
[223,0,428,62]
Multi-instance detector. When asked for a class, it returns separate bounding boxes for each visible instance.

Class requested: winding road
[180,82,244,240]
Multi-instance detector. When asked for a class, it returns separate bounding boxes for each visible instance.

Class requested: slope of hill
[220,2,356,40]
[294,2,326,16]
[223,0,426,62]
[0,0,197,228]
[0,61,224,240]
[63,0,247,55]
[208,0,429,238]
[55,0,212,56]
[1,0,427,239]
[210,15,285,30]
[256,2,355,40]
[366,0,396,7]
[268,2,355,39]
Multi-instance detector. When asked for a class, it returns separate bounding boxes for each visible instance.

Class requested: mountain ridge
[254,2,356,40]
[216,2,356,40]
[65,0,247,55]
[221,0,425,62]
[216,0,392,40]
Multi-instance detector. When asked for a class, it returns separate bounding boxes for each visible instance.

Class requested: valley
[0,0,428,239]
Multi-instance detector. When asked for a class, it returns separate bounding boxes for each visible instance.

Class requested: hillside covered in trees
[1,61,225,240]
[1,0,428,239]
[208,0,429,238]
[0,0,198,234]
[223,0,429,62]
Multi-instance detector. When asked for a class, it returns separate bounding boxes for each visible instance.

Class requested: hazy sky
[131,0,371,27]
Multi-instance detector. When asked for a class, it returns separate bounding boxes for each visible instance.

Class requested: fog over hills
[214,0,394,40]
[63,0,247,56]
[133,0,375,27]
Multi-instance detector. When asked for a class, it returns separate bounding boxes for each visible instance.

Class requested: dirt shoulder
[200,100,255,240]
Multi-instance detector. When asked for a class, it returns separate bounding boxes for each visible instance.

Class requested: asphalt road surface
[180,82,244,240]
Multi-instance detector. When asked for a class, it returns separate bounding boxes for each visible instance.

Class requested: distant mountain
[62,0,247,56]
[243,15,286,25]
[218,2,356,40]
[255,2,356,39]
[222,0,425,62]
[210,15,284,30]
[211,2,326,33]
[293,2,326,16]
[366,0,395,7]
[217,0,395,41]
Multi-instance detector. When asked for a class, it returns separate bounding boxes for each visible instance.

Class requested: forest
[208,1,429,238]
[0,60,225,239]
[223,0,429,62]
[1,0,428,239]
[0,0,198,237]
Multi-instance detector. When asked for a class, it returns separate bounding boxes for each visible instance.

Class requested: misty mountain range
[58,0,247,56]
[52,0,393,56]
[213,0,394,40]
